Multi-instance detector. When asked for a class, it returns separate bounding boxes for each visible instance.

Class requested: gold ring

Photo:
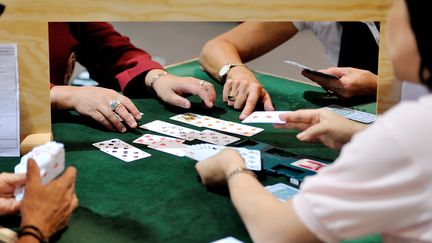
[227,95,236,101]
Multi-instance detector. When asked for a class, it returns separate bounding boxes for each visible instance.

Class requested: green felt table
[0,59,379,243]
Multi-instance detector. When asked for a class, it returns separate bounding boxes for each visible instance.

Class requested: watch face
[219,64,231,78]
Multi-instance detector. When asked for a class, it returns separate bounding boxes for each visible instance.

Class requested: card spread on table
[290,159,327,172]
[147,140,189,157]
[170,113,263,137]
[196,130,240,146]
[133,134,185,145]
[242,111,290,124]
[186,143,261,171]
[326,105,376,124]
[211,237,244,243]
[93,138,151,162]
[140,120,201,141]
[265,183,299,201]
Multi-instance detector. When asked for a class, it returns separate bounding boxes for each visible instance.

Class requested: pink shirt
[293,95,432,243]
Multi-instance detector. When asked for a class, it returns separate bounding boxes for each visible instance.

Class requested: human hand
[150,73,216,109]
[302,67,377,98]
[224,66,274,120]
[275,109,367,150]
[51,86,141,133]
[0,173,26,215]
[20,159,78,239]
[195,149,245,187]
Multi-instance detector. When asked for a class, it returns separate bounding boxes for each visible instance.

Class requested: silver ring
[199,80,205,87]
[108,99,121,111]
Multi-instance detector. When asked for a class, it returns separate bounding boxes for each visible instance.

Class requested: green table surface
[0,60,379,243]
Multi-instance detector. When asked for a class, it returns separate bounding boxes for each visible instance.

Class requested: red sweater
[48,22,163,91]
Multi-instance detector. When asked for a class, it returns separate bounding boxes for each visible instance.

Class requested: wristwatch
[218,63,245,83]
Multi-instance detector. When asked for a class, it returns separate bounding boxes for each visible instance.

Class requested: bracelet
[149,71,168,88]
[226,167,256,181]
[18,225,48,243]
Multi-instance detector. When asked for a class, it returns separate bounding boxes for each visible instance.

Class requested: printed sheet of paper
[0,44,20,156]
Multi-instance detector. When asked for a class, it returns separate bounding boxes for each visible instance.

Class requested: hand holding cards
[284,60,339,80]
[14,142,66,201]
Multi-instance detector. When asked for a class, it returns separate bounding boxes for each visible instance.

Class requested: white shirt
[293,94,432,243]
[293,22,380,67]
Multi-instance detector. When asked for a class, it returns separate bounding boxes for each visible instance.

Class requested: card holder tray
[231,139,332,188]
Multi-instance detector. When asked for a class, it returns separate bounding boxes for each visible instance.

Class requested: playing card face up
[186,143,261,171]
[290,159,327,172]
[242,111,290,124]
[93,138,151,162]
[196,130,240,146]
[170,113,263,137]
[133,134,185,145]
[326,105,376,124]
[140,120,200,141]
[265,183,299,201]
[148,140,189,157]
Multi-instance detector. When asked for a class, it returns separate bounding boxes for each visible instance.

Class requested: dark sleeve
[72,22,163,91]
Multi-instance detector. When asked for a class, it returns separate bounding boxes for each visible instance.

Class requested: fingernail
[121,128,127,133]
[297,133,306,140]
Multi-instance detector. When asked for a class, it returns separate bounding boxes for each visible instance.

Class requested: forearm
[199,40,244,79]
[224,166,318,242]
[50,86,79,110]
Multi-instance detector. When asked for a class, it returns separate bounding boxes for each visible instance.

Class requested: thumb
[26,158,41,185]
[297,123,328,142]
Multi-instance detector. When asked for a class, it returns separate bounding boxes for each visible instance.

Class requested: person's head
[387,0,431,90]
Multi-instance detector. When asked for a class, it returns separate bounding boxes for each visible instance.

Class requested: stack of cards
[186,143,261,171]
[14,142,66,201]
[326,105,376,124]
[265,183,299,201]
[170,113,263,137]
[93,138,151,162]
[140,120,240,146]
[242,111,290,124]
[211,237,244,243]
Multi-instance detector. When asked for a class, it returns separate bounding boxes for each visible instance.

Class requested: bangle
[226,167,256,181]
[18,225,48,243]
[149,71,168,88]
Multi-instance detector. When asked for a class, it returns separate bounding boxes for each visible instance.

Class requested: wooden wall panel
[0,0,397,154]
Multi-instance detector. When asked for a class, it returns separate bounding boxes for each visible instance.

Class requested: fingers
[262,93,275,112]
[57,167,77,189]
[202,82,216,107]
[0,173,26,188]
[297,122,328,142]
[114,104,137,129]
[26,159,41,186]
[222,79,232,102]
[239,91,259,120]
[195,81,215,108]
[165,91,192,109]
[275,109,320,131]
[98,105,127,133]
[318,67,348,77]
[118,97,141,121]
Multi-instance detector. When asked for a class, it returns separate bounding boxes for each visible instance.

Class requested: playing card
[211,237,244,243]
[196,130,240,146]
[140,120,200,141]
[94,138,151,162]
[169,113,263,137]
[242,111,290,124]
[284,60,339,80]
[326,105,376,124]
[186,144,262,171]
[265,183,299,201]
[290,159,327,172]
[148,140,189,157]
[170,113,205,127]
[133,134,185,145]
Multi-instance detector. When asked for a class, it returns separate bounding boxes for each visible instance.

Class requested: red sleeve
[71,22,163,91]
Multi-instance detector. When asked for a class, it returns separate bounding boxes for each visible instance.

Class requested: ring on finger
[199,80,205,87]
[227,95,236,102]
[108,99,121,111]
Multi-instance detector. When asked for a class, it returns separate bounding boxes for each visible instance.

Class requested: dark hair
[405,0,432,90]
